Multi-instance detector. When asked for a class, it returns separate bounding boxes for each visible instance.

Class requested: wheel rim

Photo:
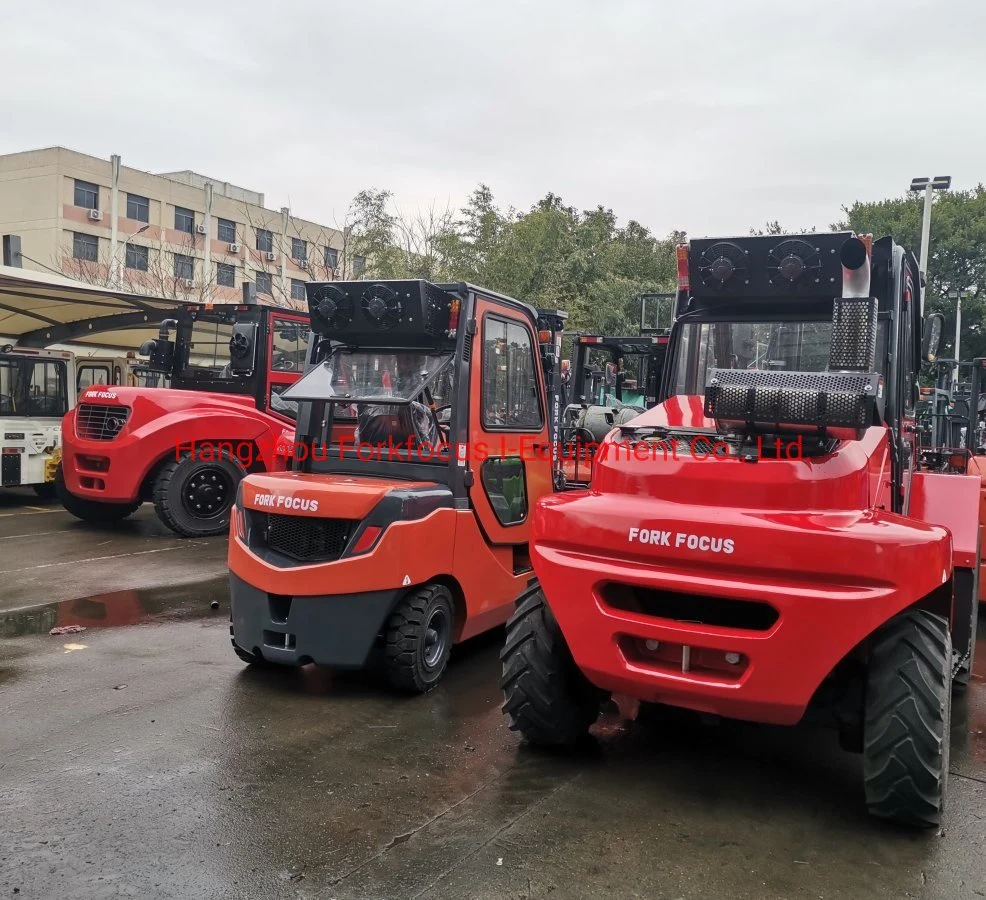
[183,466,233,520]
[423,606,450,669]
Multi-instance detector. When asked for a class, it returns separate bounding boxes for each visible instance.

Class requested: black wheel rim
[183,466,233,520]
[423,606,450,670]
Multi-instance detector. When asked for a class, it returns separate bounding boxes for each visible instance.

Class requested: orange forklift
[227,280,578,691]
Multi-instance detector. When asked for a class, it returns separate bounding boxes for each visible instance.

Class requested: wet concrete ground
[1,495,984,899]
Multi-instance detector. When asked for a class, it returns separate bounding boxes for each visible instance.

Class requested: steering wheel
[430,403,452,438]
[273,356,295,371]
[570,427,597,445]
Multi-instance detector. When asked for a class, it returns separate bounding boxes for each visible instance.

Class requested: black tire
[500,587,604,746]
[152,448,245,537]
[55,464,140,523]
[384,584,455,693]
[863,610,952,828]
[232,641,273,668]
[32,482,57,500]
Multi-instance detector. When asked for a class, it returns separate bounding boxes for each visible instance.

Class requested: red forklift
[58,286,309,536]
[227,279,584,691]
[501,232,979,827]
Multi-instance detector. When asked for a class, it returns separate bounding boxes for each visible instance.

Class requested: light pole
[948,287,976,390]
[110,224,150,288]
[908,176,951,315]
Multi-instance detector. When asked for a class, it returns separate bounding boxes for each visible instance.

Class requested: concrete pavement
[0,497,984,899]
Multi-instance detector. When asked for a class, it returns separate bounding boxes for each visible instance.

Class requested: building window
[255,272,272,295]
[175,207,194,234]
[174,253,194,281]
[291,237,307,262]
[72,232,98,262]
[256,228,273,254]
[217,218,237,243]
[324,246,338,270]
[290,278,306,302]
[126,193,149,223]
[74,179,99,210]
[125,243,149,271]
[352,255,366,276]
[216,262,235,288]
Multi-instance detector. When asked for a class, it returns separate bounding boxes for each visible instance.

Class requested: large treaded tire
[55,464,140,523]
[152,448,245,538]
[863,610,952,828]
[384,584,455,693]
[500,587,604,746]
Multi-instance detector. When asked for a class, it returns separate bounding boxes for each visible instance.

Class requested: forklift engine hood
[76,386,268,428]
[593,394,891,512]
[238,471,442,521]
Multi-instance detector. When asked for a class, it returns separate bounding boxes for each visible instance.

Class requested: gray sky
[3,0,984,237]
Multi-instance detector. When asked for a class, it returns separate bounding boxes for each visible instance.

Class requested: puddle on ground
[0,576,229,638]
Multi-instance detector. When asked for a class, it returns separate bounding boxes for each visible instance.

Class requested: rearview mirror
[922,313,945,363]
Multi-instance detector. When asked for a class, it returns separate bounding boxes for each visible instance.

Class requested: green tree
[835,187,986,359]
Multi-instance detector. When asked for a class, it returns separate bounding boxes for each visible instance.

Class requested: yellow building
[0,147,357,309]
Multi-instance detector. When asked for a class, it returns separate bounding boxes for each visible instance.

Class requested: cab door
[467,297,553,546]
[265,312,309,422]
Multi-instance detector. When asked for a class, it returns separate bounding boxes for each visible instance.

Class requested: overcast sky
[2,0,984,238]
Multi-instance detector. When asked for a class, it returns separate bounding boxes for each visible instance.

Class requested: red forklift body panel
[62,386,290,504]
[908,470,981,569]
[532,486,951,725]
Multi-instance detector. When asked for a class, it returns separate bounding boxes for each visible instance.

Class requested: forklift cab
[136,300,309,423]
[284,280,568,546]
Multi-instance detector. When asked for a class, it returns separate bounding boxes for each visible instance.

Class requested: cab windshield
[0,354,69,418]
[670,319,885,396]
[285,349,454,405]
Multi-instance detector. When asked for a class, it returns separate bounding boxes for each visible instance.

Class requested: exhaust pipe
[840,235,871,297]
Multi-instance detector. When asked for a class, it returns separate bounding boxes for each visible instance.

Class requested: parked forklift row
[25,230,986,829]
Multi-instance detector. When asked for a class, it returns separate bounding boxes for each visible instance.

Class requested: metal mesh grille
[705,369,879,430]
[265,514,355,562]
[75,404,131,441]
[829,296,878,371]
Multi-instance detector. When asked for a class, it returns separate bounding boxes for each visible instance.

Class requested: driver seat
[355,401,440,449]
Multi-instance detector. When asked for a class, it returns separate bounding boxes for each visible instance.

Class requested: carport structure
[0,264,181,350]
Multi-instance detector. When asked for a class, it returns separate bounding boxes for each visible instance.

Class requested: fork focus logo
[628,527,734,554]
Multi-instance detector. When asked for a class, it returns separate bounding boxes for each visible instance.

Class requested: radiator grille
[75,404,131,441]
[264,513,355,562]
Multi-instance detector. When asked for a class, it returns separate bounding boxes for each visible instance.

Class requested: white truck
[1,346,160,496]
[1,346,77,496]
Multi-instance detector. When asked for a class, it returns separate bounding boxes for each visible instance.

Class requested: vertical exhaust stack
[840,235,872,297]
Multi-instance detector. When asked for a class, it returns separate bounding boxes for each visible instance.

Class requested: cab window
[78,364,110,391]
[271,317,308,373]
[482,317,542,430]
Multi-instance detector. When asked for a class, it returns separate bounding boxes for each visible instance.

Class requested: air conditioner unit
[266,251,276,262]
[196,224,207,235]
[182,278,194,289]
[88,209,102,221]
[298,259,308,269]
[229,243,240,253]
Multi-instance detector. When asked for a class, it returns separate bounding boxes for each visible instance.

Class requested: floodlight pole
[918,184,934,307]
[909,176,951,317]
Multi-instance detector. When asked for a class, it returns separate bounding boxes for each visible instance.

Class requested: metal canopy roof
[0,265,181,349]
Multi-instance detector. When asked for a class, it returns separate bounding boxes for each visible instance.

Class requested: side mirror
[922,313,945,363]
[228,323,258,376]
